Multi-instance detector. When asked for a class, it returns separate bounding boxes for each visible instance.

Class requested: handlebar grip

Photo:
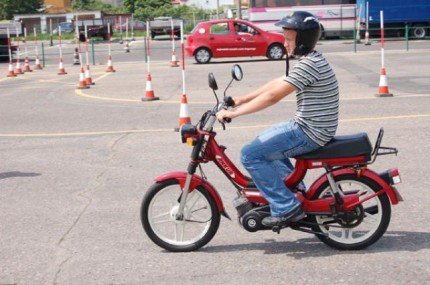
[224,117,232,123]
[224,96,235,108]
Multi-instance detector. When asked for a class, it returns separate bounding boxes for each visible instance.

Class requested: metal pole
[353,26,357,53]
[146,21,150,73]
[131,14,135,41]
[144,33,147,63]
[50,18,53,46]
[405,25,409,51]
[380,10,385,69]
[41,42,45,67]
[364,1,371,45]
[91,39,95,65]
[181,21,186,95]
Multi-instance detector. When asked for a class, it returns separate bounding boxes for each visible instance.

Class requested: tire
[194,48,212,64]
[309,174,391,250]
[266,43,284,60]
[412,26,427,39]
[141,179,221,252]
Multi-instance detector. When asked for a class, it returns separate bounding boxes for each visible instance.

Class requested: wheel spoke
[312,176,390,249]
[174,223,185,242]
[341,228,356,240]
[143,182,220,251]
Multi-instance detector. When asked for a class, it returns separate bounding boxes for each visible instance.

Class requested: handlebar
[219,96,235,125]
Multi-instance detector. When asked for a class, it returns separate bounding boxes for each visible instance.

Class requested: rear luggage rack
[369,128,398,164]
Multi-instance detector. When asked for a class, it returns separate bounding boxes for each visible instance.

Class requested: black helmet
[275,11,321,56]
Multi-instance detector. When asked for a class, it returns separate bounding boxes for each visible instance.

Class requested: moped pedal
[272,225,281,234]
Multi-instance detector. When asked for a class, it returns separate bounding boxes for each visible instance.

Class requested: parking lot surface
[1,39,429,284]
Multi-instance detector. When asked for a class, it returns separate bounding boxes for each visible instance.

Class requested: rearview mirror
[232,64,243,81]
[208,72,218,90]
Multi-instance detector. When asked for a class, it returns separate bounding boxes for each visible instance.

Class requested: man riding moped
[216,11,339,228]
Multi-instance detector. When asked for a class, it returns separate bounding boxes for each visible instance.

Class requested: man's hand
[216,109,234,123]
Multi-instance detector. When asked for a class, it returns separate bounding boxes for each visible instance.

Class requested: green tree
[0,0,43,20]
[72,0,127,13]
[72,0,91,10]
[123,0,172,20]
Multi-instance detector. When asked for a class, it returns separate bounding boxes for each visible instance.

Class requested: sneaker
[262,206,305,227]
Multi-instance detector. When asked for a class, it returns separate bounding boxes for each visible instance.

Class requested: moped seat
[295,133,372,161]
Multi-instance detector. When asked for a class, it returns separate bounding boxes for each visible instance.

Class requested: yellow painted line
[74,88,211,104]
[0,114,429,138]
[341,114,430,122]
[74,83,430,104]
[92,72,112,83]
[0,128,170,138]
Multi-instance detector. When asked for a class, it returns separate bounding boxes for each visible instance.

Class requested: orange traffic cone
[376,67,393,97]
[58,58,67,75]
[6,61,16,77]
[15,58,24,74]
[106,55,115,72]
[34,55,43,70]
[77,67,89,89]
[177,94,191,127]
[85,64,94,85]
[73,48,80,65]
[171,50,179,67]
[24,56,32,72]
[141,72,159,101]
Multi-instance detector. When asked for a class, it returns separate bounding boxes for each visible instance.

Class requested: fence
[1,24,428,63]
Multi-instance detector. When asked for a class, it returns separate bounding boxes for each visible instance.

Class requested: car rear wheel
[194,48,212,64]
[411,25,427,39]
[267,44,284,60]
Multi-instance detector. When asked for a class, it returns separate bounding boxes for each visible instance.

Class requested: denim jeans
[240,120,320,217]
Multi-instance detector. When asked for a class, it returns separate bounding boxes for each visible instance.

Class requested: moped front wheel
[310,174,391,250]
[141,179,220,252]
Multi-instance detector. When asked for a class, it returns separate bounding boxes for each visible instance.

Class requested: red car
[186,19,286,63]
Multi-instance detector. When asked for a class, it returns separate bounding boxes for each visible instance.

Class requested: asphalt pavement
[0,39,429,285]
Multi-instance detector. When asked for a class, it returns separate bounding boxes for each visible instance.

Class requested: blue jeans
[240,120,320,217]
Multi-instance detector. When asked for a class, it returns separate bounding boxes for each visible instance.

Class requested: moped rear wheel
[141,179,220,252]
[309,174,391,250]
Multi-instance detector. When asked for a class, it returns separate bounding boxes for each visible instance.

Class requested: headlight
[180,123,197,143]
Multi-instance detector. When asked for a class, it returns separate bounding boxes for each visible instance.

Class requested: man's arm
[217,78,297,121]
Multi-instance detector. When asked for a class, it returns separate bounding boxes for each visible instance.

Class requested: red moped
[141,65,402,252]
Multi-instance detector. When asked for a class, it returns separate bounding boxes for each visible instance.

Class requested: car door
[233,22,268,57]
[207,22,236,57]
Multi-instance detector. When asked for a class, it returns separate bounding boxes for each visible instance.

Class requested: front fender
[307,168,400,205]
[154,172,230,219]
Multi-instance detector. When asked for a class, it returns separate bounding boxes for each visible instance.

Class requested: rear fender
[154,172,230,219]
[308,168,401,205]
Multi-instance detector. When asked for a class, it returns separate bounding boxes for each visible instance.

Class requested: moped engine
[241,210,266,232]
[233,195,271,232]
[233,195,253,217]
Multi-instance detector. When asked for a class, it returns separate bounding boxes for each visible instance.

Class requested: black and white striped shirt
[285,51,339,146]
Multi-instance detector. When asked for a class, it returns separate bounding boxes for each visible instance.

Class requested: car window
[244,24,257,35]
[234,23,259,35]
[190,23,200,34]
[210,23,230,35]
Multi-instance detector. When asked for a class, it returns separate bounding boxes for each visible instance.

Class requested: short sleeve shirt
[285,51,339,146]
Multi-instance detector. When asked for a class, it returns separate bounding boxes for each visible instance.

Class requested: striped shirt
[285,51,339,146]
